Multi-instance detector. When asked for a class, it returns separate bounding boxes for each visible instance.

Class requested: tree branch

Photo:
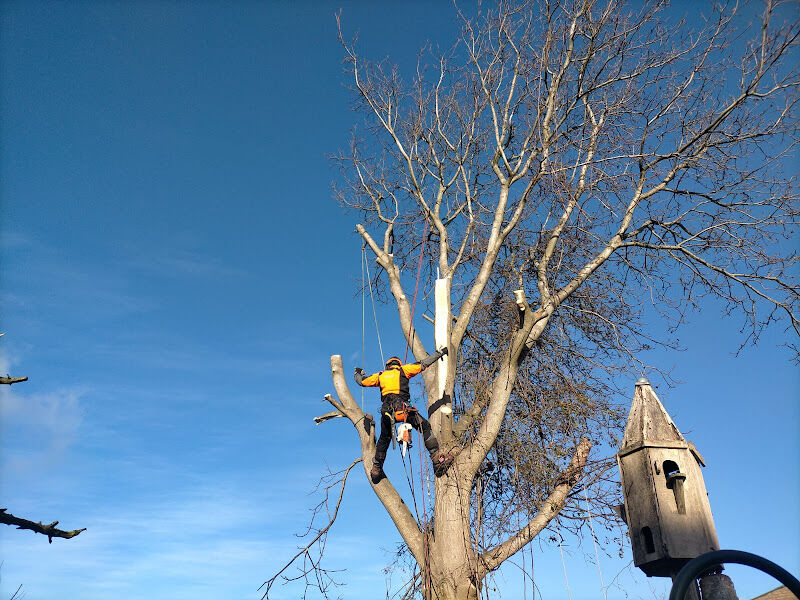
[477,438,592,575]
[258,459,361,599]
[0,508,85,543]
[313,410,346,425]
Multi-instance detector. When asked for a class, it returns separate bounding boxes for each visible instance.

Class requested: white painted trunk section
[434,277,451,402]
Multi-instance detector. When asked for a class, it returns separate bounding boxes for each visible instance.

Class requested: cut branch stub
[313,410,345,425]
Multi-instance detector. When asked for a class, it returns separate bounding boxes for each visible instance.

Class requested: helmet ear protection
[385,357,402,368]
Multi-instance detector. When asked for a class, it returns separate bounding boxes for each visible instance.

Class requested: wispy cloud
[122,235,250,281]
[0,479,382,600]
[3,235,156,323]
[0,385,85,473]
[0,347,13,375]
[0,230,32,250]
[83,335,323,375]
[133,251,248,279]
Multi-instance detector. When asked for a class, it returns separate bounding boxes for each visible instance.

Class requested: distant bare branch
[258,459,362,600]
[0,508,85,543]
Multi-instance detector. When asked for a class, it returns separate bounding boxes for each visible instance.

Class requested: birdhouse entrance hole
[663,460,687,514]
[641,526,656,554]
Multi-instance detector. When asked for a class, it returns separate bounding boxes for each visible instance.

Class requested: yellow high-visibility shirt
[359,363,423,398]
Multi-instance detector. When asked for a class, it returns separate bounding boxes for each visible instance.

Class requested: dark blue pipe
[669,550,800,600]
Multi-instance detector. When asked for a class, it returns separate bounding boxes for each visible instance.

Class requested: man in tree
[355,349,452,482]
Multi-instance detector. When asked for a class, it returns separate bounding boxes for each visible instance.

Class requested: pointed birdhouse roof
[619,377,687,455]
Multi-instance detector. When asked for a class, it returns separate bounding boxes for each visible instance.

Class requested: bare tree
[266,1,798,598]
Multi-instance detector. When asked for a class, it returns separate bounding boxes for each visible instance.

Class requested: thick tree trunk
[424,472,481,600]
[429,576,480,600]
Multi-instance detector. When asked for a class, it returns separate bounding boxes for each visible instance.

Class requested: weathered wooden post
[617,377,738,600]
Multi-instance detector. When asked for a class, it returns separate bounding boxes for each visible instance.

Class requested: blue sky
[0,2,797,600]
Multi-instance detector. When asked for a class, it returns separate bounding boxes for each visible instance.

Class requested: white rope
[583,485,607,600]
[558,530,573,600]
[364,248,384,365]
[519,528,536,600]
[530,538,536,600]
[521,519,528,600]
[361,247,366,410]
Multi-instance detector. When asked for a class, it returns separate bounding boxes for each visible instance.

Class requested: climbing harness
[391,403,416,423]
[382,403,419,452]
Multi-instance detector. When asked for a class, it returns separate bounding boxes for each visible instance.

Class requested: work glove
[354,367,365,385]
[438,347,448,357]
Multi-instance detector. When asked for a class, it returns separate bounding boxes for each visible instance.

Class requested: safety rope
[403,220,428,363]
[361,247,366,410]
[403,219,433,596]
[362,224,434,598]
[558,529,573,600]
[521,526,528,600]
[363,246,384,366]
[393,218,435,596]
[400,451,421,518]
[530,532,536,600]
[417,394,432,599]
[451,458,484,600]
[583,485,607,600]
[394,424,436,600]
[519,513,536,600]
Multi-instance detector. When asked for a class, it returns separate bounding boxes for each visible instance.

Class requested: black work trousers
[375,394,439,463]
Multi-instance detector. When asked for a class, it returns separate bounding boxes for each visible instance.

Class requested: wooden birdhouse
[616,378,720,577]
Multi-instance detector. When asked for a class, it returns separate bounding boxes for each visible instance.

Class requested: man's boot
[431,450,454,477]
[370,452,387,483]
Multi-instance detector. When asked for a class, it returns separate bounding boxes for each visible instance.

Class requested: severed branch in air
[0,508,86,543]
[258,458,362,600]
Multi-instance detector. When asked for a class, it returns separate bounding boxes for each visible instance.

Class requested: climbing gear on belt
[384,403,418,451]
[392,404,418,423]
